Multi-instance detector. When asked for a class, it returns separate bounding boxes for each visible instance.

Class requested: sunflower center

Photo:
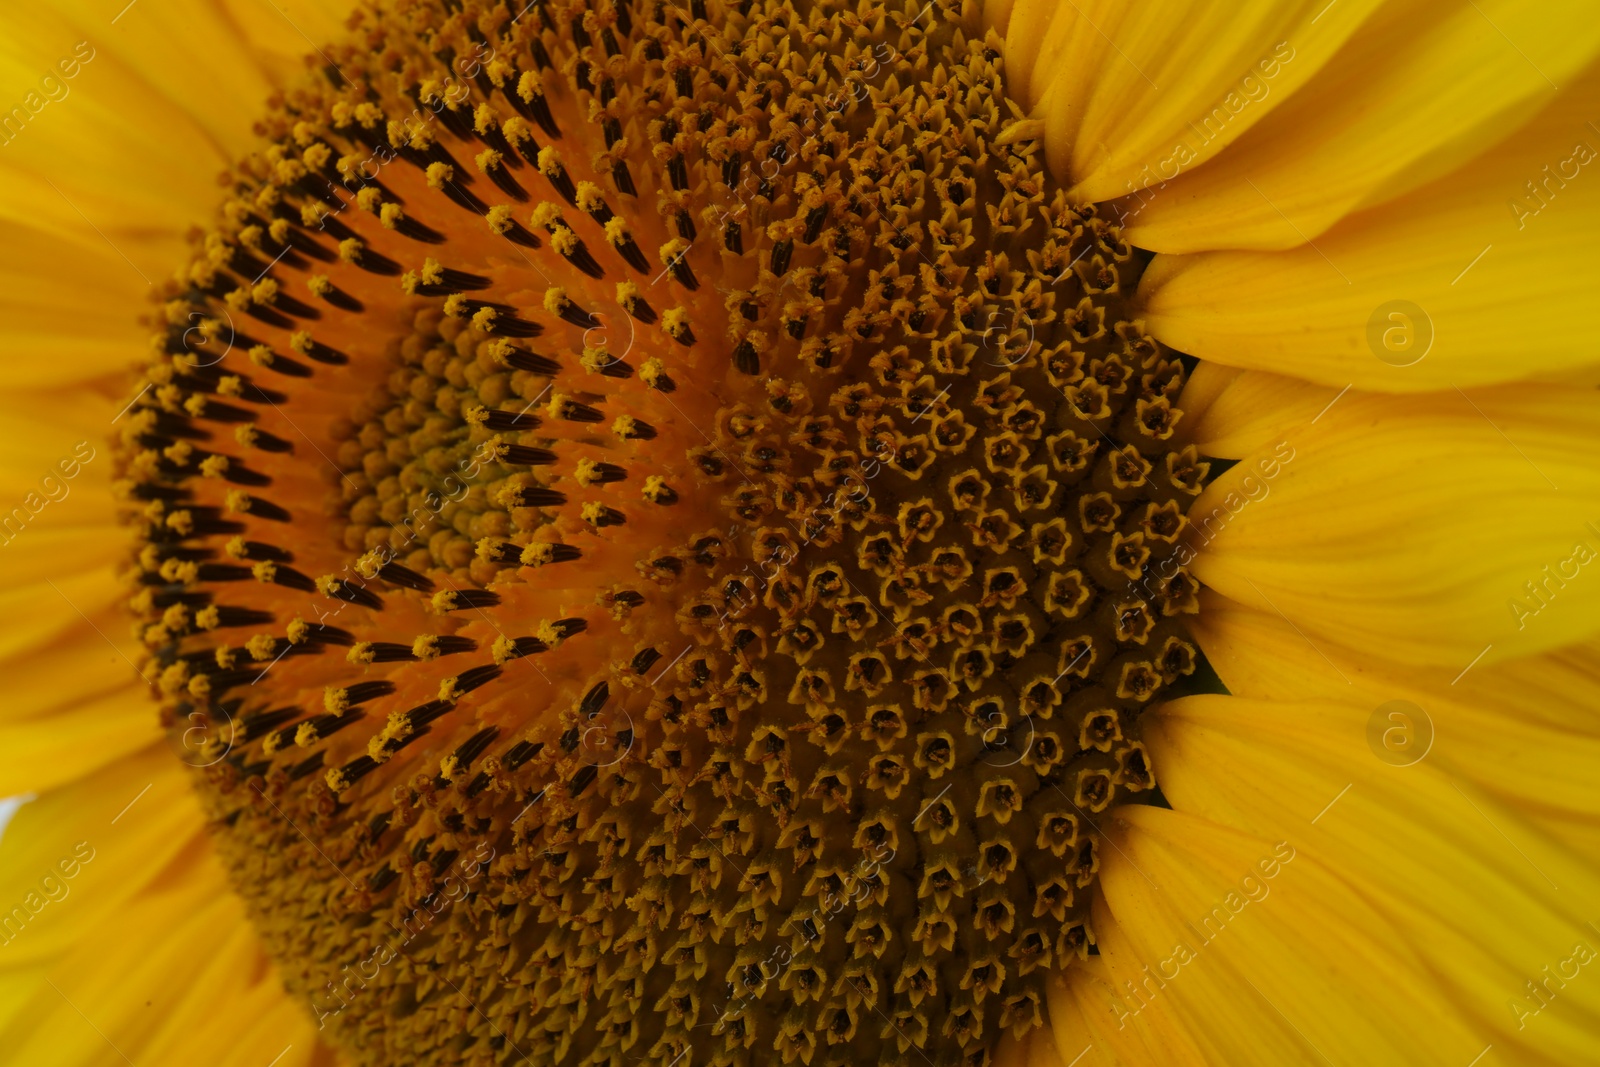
[115,1,1205,1064]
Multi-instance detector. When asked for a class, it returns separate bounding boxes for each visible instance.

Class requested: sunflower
[2,0,1598,1064]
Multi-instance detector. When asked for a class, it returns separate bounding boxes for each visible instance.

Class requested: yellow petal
[1191,590,1600,730]
[0,745,201,976]
[1188,384,1600,668]
[1139,56,1600,391]
[0,388,149,797]
[0,0,358,385]
[1166,359,1242,445]
[0,0,340,253]
[983,0,1017,36]
[1098,803,1485,1065]
[0,416,126,673]
[0,384,121,506]
[0,405,116,509]
[1178,368,1338,459]
[1145,694,1600,1062]
[993,1013,1077,1067]
[1043,917,1210,1067]
[1190,589,1600,854]
[0,541,150,800]
[0,673,153,798]
[997,0,1384,202]
[0,559,126,665]
[0,0,355,182]
[1123,0,1600,252]
[0,746,336,1065]
[0,223,156,388]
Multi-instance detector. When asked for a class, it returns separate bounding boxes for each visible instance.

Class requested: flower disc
[116,1,1205,1063]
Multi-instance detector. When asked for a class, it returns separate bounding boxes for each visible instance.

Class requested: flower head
[3,1,1599,1066]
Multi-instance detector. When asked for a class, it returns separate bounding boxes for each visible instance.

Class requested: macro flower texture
[2,0,1598,1063]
